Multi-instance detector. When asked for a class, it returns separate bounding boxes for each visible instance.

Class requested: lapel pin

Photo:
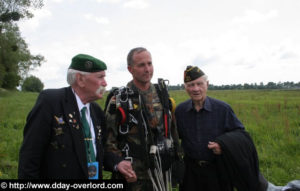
[54,116,65,125]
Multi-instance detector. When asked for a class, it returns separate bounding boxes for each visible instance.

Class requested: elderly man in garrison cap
[175,66,267,191]
[18,54,135,179]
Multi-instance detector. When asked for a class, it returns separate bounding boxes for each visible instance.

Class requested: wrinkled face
[128,51,153,84]
[185,76,208,103]
[82,71,107,101]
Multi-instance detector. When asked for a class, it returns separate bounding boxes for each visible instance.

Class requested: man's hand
[208,141,222,155]
[117,160,137,182]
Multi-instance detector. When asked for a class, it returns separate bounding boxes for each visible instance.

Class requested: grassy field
[0,88,299,185]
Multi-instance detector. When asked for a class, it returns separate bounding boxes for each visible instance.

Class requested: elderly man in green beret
[18,54,135,180]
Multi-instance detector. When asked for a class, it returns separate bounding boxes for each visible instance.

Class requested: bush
[21,76,44,92]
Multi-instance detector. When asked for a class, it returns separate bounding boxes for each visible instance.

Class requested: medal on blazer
[54,116,65,136]
[54,116,65,125]
[68,112,80,129]
[96,125,101,140]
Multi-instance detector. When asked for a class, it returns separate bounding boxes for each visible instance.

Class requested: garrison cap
[184,65,205,83]
[69,54,107,72]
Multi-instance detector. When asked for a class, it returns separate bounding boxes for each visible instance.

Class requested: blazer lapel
[63,87,88,178]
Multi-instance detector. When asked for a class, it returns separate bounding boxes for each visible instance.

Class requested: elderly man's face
[185,76,208,103]
[82,71,107,101]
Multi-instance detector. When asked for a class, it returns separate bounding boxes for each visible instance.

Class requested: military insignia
[133,104,139,109]
[153,103,161,107]
[96,126,101,139]
[51,141,59,149]
[67,112,80,129]
[85,61,93,69]
[54,127,63,136]
[186,76,191,82]
[54,116,65,125]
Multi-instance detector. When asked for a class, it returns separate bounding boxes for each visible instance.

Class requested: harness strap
[118,107,126,125]
[154,79,171,138]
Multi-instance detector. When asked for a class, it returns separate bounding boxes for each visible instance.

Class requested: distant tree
[22,75,44,92]
[266,82,277,89]
[0,23,45,89]
[0,0,44,23]
[0,1,45,89]
[173,81,300,90]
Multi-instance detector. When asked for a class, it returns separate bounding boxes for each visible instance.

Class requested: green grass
[1,89,300,186]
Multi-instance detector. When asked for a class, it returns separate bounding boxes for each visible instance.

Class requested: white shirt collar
[72,88,90,116]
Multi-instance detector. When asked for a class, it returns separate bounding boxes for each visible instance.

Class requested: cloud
[96,0,122,3]
[232,10,278,24]
[279,52,298,60]
[84,14,110,24]
[123,0,149,9]
[192,55,219,68]
[51,0,64,3]
[19,9,52,31]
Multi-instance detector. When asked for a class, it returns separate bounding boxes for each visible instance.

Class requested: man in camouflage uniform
[105,47,180,190]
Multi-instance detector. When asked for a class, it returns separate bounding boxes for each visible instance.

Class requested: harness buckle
[125,156,133,163]
[122,144,133,163]
[119,124,129,134]
[128,113,138,125]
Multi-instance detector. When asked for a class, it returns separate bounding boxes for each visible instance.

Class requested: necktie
[81,107,96,162]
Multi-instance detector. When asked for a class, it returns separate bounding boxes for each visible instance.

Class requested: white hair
[67,69,90,85]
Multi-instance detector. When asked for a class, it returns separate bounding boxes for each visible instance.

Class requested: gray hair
[127,47,148,66]
[67,69,89,85]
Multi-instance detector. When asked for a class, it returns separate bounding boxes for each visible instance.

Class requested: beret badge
[85,61,93,69]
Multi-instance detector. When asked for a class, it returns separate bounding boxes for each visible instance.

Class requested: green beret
[184,65,205,83]
[69,54,107,72]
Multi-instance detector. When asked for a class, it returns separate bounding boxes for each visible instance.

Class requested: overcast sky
[19,0,300,89]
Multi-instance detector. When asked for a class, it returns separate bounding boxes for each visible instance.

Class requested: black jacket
[18,87,120,179]
[216,129,268,191]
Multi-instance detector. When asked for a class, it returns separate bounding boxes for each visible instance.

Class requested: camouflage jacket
[105,81,180,179]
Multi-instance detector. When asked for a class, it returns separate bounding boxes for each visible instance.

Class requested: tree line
[168,81,300,90]
[0,0,45,90]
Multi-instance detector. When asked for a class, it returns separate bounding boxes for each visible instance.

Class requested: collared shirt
[175,96,244,161]
[73,89,97,155]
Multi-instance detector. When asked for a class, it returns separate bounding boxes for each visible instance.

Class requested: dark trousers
[180,157,222,191]
[128,179,153,191]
